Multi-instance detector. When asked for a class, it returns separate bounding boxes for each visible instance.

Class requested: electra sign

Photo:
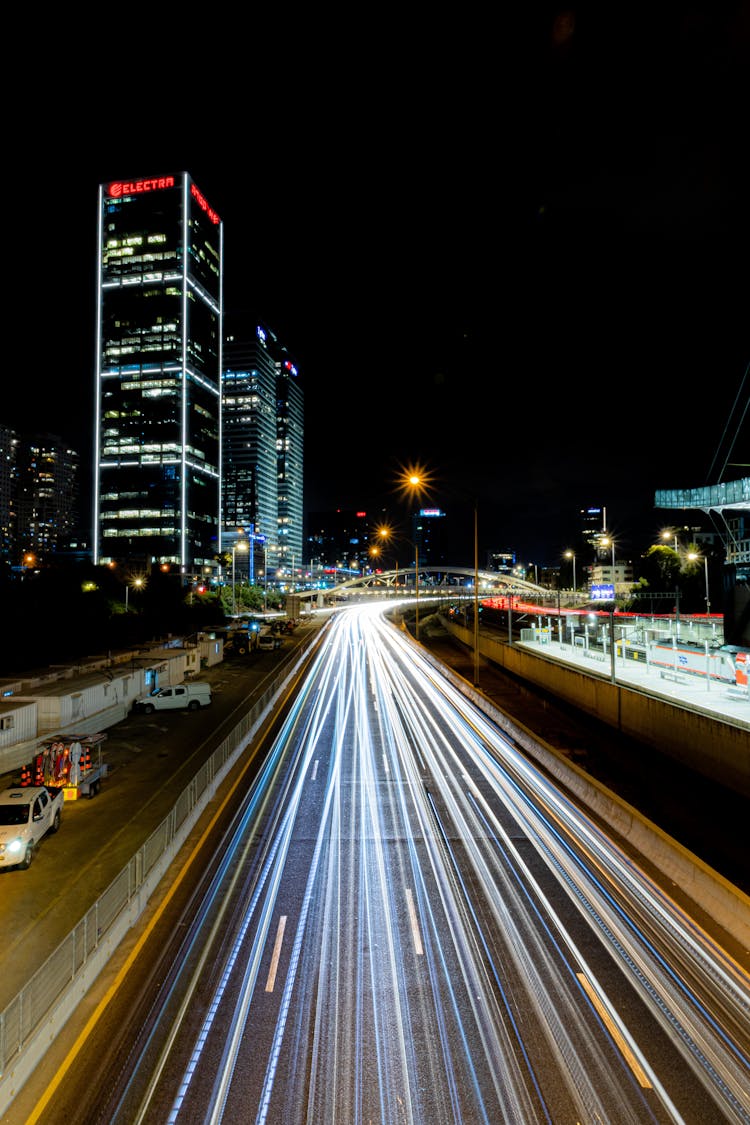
[108,176,175,198]
[190,183,220,225]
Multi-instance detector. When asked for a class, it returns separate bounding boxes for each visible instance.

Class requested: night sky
[6,5,748,564]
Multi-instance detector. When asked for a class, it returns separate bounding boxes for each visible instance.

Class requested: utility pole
[473,504,479,687]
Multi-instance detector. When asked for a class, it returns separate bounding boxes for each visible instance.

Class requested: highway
[32,603,750,1125]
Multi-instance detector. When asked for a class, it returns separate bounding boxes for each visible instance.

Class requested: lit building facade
[93,172,223,579]
[0,425,15,573]
[14,434,80,562]
[223,323,279,583]
[222,322,303,586]
[275,343,304,579]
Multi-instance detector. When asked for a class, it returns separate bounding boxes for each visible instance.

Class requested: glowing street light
[231,540,248,616]
[662,529,679,551]
[125,575,144,612]
[398,467,428,642]
[372,531,401,591]
[601,536,616,598]
[687,551,711,615]
[564,550,576,603]
[263,542,274,612]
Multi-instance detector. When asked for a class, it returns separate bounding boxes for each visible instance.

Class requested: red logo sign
[108,176,176,198]
[190,183,220,225]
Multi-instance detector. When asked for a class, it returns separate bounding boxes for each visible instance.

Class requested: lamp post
[688,552,710,616]
[602,536,616,598]
[374,530,399,593]
[377,524,419,633]
[414,543,420,640]
[564,550,576,605]
[400,470,425,642]
[125,575,144,612]
[662,529,679,551]
[231,541,248,616]
[263,543,269,612]
[472,503,480,687]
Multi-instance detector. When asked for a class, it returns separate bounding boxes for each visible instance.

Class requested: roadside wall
[423,621,750,952]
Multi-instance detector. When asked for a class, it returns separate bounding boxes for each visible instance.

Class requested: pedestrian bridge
[293,567,546,606]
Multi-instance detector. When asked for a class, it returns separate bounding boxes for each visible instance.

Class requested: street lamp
[564,550,576,604]
[688,551,711,615]
[472,502,480,687]
[231,540,248,616]
[601,536,616,598]
[414,541,420,639]
[662,529,679,551]
[125,575,144,612]
[375,528,400,591]
[398,468,428,642]
[608,606,616,684]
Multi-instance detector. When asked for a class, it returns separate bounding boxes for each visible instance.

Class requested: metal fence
[0,653,302,1090]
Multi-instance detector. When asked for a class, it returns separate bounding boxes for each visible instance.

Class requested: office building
[14,434,80,563]
[223,323,278,583]
[0,428,80,569]
[0,425,15,573]
[222,322,303,587]
[93,172,223,580]
[306,509,375,579]
[579,506,605,553]
[487,550,516,574]
[411,507,448,568]
[275,341,304,579]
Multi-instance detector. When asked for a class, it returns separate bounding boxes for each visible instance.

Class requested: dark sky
[6,5,748,564]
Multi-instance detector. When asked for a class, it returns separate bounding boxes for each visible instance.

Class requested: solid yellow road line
[576,972,652,1088]
[26,733,275,1124]
[265,915,287,992]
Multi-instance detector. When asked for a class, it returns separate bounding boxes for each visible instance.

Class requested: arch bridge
[292,567,547,607]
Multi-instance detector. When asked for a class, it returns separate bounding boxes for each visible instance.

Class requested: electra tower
[93,172,223,580]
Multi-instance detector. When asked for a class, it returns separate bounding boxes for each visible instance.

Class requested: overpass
[291,567,547,607]
[655,475,750,565]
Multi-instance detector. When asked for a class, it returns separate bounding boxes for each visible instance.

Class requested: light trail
[115,603,749,1125]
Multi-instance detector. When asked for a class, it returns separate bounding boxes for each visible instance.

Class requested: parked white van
[132,682,212,714]
[257,632,282,651]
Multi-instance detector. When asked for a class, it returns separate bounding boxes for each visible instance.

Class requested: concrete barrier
[420,623,750,952]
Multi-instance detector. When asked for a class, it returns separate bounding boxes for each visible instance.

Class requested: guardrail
[0,630,327,1114]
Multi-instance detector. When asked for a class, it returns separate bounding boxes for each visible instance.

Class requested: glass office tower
[93,172,223,579]
[275,345,304,579]
[223,321,304,586]
[223,323,279,582]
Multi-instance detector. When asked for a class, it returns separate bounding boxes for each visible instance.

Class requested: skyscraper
[93,172,223,580]
[275,341,304,579]
[223,323,279,582]
[14,433,80,562]
[223,321,303,588]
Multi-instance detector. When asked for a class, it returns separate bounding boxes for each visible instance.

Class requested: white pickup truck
[132,682,212,714]
[0,785,63,870]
